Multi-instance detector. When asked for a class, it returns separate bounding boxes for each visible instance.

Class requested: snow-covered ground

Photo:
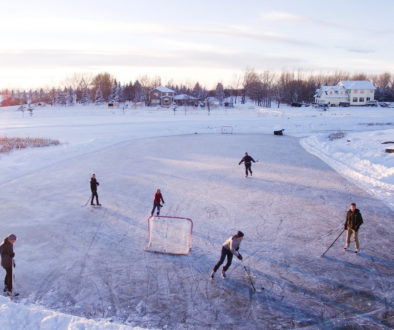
[0,104,393,329]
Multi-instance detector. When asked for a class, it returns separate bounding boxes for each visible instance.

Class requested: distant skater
[239,152,256,177]
[151,189,165,216]
[0,234,17,295]
[210,231,244,279]
[90,173,101,206]
[344,203,363,253]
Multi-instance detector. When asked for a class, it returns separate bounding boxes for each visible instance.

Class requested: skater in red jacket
[151,189,165,216]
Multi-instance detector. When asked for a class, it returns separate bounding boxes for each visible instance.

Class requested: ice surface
[0,105,392,329]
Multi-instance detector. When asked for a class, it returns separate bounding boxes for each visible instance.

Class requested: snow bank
[301,129,394,211]
[0,297,142,330]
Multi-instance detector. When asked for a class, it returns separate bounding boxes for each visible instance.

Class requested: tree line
[1,70,394,107]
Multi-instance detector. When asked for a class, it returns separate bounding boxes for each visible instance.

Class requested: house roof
[155,86,175,93]
[173,94,197,100]
[338,80,376,90]
[320,85,345,92]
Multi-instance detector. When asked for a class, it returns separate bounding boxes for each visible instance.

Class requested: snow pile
[0,297,141,330]
[301,129,394,211]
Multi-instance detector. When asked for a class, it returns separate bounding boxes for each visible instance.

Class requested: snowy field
[0,104,393,329]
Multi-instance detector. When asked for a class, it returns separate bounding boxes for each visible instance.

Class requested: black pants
[3,266,12,291]
[213,247,233,272]
[151,202,161,216]
[245,164,252,176]
[91,191,99,205]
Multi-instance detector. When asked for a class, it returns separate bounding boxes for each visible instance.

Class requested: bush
[328,132,345,141]
[0,137,60,153]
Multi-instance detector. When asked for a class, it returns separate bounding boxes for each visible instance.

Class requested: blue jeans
[151,202,161,216]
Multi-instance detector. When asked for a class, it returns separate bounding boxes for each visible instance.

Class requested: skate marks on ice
[1,133,393,328]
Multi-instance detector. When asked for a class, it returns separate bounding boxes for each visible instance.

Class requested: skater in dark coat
[210,231,244,279]
[151,189,165,216]
[90,173,101,206]
[239,152,255,177]
[0,234,16,295]
[344,203,363,253]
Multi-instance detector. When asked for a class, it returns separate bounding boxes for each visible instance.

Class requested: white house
[315,80,376,106]
[150,86,175,106]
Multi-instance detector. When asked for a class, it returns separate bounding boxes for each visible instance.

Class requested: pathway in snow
[1,133,393,329]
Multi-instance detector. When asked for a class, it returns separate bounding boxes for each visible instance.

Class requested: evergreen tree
[80,87,91,105]
[95,88,105,104]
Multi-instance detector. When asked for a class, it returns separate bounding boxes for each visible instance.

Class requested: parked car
[339,102,350,107]
[379,102,389,108]
[365,100,378,107]
[291,102,302,107]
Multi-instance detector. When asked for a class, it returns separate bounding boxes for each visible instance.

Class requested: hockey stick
[241,261,259,293]
[81,196,90,207]
[321,229,345,257]
[11,260,19,297]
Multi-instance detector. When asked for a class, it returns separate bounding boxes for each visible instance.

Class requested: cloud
[260,11,346,30]
[260,11,302,22]
[340,47,374,54]
[183,25,319,48]
[0,48,305,70]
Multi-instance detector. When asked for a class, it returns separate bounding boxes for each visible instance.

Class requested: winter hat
[236,231,244,238]
[8,234,17,241]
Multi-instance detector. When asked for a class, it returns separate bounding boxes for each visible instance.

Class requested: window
[360,90,364,94]
[353,97,358,102]
[366,97,370,101]
[354,90,358,94]
[359,97,364,102]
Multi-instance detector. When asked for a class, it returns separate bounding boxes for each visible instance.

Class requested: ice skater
[151,188,165,216]
[0,234,17,295]
[210,231,244,279]
[239,152,256,177]
[344,203,363,253]
[90,173,101,206]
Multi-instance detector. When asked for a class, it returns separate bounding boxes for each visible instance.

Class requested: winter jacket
[154,192,164,205]
[90,178,99,192]
[239,155,255,166]
[222,236,241,257]
[0,239,15,269]
[344,209,363,231]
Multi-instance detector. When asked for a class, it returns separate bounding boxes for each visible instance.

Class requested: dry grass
[0,137,60,153]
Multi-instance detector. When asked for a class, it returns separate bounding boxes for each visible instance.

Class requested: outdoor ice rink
[1,113,393,328]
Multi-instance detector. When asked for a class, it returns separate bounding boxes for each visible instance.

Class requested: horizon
[1,0,393,90]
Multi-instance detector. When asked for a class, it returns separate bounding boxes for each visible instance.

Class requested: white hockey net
[221,126,233,134]
[145,216,193,255]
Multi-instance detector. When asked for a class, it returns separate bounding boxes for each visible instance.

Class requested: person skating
[90,173,101,206]
[0,234,17,295]
[344,203,363,253]
[239,152,255,177]
[151,188,165,216]
[210,231,244,279]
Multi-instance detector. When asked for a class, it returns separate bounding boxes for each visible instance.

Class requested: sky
[0,0,393,89]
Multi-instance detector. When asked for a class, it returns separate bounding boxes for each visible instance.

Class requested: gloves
[237,254,243,260]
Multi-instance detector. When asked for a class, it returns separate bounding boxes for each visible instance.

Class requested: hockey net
[221,125,233,134]
[145,216,193,255]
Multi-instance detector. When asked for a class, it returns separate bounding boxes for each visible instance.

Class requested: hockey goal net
[221,126,233,134]
[145,216,193,255]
